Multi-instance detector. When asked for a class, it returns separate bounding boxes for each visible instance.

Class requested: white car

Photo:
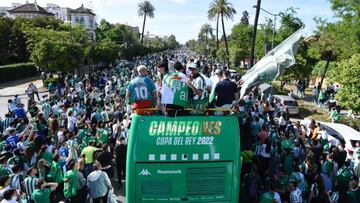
[228,69,238,78]
[273,95,300,115]
[302,120,360,158]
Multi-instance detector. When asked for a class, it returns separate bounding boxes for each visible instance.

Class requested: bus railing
[131,107,238,115]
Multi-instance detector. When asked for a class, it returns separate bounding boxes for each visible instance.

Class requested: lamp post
[249,0,261,68]
[253,5,277,50]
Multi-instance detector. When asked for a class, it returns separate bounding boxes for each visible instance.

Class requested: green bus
[126,115,241,203]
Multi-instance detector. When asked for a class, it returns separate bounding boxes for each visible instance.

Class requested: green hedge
[43,77,59,87]
[0,63,38,83]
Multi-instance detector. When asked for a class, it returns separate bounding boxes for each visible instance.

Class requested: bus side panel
[126,116,241,203]
[126,116,141,203]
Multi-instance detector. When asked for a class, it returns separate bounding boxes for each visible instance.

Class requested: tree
[230,23,252,66]
[333,54,360,112]
[0,17,13,65]
[95,19,114,41]
[277,8,303,41]
[199,24,213,55]
[90,39,121,65]
[185,39,197,51]
[240,10,250,25]
[31,38,83,72]
[167,34,179,49]
[138,0,155,44]
[208,0,236,56]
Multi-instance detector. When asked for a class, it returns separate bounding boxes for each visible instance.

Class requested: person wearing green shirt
[347,179,359,203]
[283,149,294,175]
[318,89,325,107]
[97,128,109,144]
[160,62,190,116]
[322,154,334,177]
[15,119,26,133]
[63,160,77,202]
[81,140,99,175]
[275,168,289,198]
[329,107,340,123]
[260,179,282,203]
[0,156,11,178]
[48,154,63,183]
[32,179,58,203]
[39,146,53,164]
[188,65,209,115]
[7,149,24,168]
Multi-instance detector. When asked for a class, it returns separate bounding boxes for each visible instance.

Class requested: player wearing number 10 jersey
[127,65,157,115]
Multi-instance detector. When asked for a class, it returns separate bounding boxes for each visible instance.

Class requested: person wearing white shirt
[289,181,302,203]
[278,113,287,132]
[200,68,211,93]
[210,69,222,90]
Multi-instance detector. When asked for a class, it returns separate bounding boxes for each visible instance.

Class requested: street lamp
[252,5,277,50]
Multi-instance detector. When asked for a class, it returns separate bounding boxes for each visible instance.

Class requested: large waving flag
[240,27,304,98]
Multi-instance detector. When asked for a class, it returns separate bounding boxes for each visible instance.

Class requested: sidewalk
[0,76,48,116]
[0,76,47,97]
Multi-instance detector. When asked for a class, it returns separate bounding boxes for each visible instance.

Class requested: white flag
[240,27,304,98]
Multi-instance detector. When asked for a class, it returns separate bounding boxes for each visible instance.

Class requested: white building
[7,1,53,19]
[70,4,96,39]
[45,3,71,22]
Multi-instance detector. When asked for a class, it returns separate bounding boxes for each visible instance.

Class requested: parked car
[273,95,300,115]
[228,69,238,78]
[259,83,276,99]
[302,120,360,159]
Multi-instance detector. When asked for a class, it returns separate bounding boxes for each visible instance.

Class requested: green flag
[240,27,304,98]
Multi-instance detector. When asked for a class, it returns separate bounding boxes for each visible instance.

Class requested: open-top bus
[126,115,241,203]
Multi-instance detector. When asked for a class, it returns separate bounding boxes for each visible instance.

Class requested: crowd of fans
[0,49,359,203]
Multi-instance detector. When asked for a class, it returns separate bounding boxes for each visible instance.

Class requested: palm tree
[199,24,213,55]
[207,0,236,57]
[138,0,155,44]
[208,3,220,49]
[200,24,213,45]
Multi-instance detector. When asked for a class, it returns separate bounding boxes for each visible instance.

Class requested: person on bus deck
[187,64,209,115]
[210,69,222,90]
[161,62,190,117]
[126,65,157,115]
[214,70,239,116]
[200,67,211,94]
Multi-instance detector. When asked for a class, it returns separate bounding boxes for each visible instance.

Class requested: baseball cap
[137,65,147,72]
[215,69,222,74]
[187,63,197,70]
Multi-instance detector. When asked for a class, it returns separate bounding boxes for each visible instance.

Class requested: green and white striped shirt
[67,139,78,160]
[24,176,37,201]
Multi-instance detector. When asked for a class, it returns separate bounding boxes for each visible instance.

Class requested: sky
[4,0,335,44]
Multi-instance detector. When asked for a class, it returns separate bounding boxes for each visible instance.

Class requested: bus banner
[126,115,241,203]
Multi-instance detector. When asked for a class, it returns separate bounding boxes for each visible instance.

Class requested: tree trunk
[319,59,330,90]
[140,13,147,44]
[221,12,229,60]
[205,32,208,56]
[216,14,219,50]
[250,0,262,68]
